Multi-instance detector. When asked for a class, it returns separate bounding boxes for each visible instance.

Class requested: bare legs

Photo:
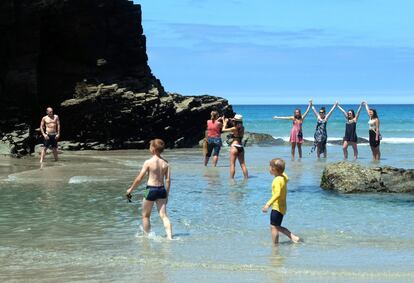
[343,141,358,160]
[370,146,381,161]
[40,148,47,163]
[229,146,248,179]
[156,199,173,240]
[316,144,327,158]
[290,142,303,160]
[142,199,152,235]
[204,155,219,167]
[142,198,173,240]
[229,148,237,179]
[52,148,58,161]
[271,225,300,244]
[237,150,249,179]
[40,147,58,163]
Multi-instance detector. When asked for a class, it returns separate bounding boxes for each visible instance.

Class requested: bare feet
[291,235,301,243]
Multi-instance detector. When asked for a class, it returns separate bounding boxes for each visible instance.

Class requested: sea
[0,104,413,282]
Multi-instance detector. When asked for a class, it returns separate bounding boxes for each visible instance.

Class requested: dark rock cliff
[0,0,233,155]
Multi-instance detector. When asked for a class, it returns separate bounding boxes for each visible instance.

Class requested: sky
[135,0,414,104]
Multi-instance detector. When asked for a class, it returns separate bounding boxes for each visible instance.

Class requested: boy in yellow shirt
[262,158,300,244]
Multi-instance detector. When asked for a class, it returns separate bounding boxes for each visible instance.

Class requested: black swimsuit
[344,121,357,142]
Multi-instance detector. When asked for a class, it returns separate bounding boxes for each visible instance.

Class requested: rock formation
[321,162,414,193]
[0,0,233,155]
[59,84,233,149]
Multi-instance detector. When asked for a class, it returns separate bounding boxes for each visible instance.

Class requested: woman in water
[310,101,338,158]
[337,102,363,160]
[273,100,312,159]
[204,111,223,167]
[363,101,381,161]
[222,114,248,179]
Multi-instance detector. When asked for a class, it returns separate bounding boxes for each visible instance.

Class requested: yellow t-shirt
[266,173,288,215]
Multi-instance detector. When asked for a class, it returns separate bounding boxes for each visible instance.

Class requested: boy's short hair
[270,158,285,173]
[150,139,165,154]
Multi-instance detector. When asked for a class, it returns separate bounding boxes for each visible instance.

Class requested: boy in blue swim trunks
[262,158,300,244]
[126,139,173,240]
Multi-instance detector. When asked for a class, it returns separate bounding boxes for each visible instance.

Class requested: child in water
[126,139,173,240]
[262,158,300,244]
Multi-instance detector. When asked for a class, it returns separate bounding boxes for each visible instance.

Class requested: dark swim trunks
[43,134,58,149]
[144,185,167,201]
[270,209,284,226]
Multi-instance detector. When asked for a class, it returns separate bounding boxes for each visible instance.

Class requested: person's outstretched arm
[311,103,319,119]
[126,161,149,194]
[363,100,370,117]
[273,115,294,120]
[337,104,348,120]
[302,100,312,120]
[326,101,338,121]
[355,102,363,122]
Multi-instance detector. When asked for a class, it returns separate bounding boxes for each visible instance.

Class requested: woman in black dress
[337,102,363,159]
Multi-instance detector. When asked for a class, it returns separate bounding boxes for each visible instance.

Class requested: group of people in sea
[37,101,381,244]
[204,100,381,177]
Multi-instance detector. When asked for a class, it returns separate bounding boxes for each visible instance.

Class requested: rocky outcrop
[199,132,286,147]
[0,123,33,157]
[59,84,233,149]
[0,0,233,154]
[321,162,414,193]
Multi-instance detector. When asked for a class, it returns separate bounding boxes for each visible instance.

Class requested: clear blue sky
[135,0,414,104]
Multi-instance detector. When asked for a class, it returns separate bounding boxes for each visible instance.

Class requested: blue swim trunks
[144,185,167,201]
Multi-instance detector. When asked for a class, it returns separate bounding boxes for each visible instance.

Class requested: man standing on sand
[40,107,60,163]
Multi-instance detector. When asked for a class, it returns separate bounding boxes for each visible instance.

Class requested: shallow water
[1,143,414,282]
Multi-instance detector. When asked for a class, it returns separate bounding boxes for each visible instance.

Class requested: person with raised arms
[337,102,364,160]
[273,100,312,160]
[310,101,338,158]
[363,101,381,161]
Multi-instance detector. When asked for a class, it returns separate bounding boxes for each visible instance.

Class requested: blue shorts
[206,137,222,157]
[144,186,167,201]
[43,134,58,149]
[270,210,284,226]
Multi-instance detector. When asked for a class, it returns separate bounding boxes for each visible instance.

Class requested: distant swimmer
[222,114,248,179]
[126,139,173,240]
[262,158,300,244]
[39,107,60,163]
[273,100,312,160]
[310,101,338,158]
[337,102,363,160]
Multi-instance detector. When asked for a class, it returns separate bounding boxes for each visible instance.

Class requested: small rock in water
[320,162,414,193]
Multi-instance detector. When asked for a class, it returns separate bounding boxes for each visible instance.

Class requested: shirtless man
[40,107,60,163]
[126,139,173,239]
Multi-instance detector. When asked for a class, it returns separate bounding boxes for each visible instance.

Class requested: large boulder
[321,162,414,193]
[60,86,233,149]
